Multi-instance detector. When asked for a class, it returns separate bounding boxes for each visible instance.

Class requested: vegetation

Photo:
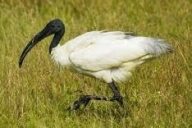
[0,0,191,127]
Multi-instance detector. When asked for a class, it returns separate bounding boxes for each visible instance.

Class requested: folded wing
[69,32,172,72]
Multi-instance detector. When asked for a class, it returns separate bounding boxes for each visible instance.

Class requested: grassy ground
[0,0,191,127]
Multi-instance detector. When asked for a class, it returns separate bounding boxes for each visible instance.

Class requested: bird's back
[68,31,172,70]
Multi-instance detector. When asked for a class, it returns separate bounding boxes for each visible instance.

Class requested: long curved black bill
[19,26,52,68]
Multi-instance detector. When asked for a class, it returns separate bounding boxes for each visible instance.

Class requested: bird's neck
[49,30,64,54]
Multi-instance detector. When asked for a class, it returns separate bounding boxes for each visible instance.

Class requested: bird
[19,19,172,110]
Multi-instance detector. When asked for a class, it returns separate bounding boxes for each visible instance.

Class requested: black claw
[68,95,91,110]
[71,100,81,110]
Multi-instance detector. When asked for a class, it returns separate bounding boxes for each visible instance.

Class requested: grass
[0,0,191,127]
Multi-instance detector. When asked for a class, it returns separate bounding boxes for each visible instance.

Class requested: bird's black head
[46,19,65,35]
[19,19,65,68]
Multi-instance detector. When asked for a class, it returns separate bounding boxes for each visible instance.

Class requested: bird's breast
[51,45,71,67]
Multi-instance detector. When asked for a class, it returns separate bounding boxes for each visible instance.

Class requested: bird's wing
[64,31,135,52]
[69,33,172,72]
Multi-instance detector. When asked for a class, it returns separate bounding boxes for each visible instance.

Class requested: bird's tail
[144,38,173,57]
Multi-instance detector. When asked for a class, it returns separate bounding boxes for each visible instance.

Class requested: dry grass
[0,0,191,127]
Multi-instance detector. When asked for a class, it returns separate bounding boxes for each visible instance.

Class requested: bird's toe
[68,95,91,110]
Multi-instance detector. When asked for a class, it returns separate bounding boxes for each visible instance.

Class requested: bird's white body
[51,31,171,83]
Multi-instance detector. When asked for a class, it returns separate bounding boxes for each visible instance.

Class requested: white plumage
[51,31,172,83]
[19,19,173,109]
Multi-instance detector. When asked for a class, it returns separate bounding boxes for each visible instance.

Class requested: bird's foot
[67,95,109,110]
[67,95,91,110]
[110,95,124,107]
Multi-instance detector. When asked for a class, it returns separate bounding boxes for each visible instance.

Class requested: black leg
[108,80,124,107]
[68,80,123,110]
[68,95,109,110]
